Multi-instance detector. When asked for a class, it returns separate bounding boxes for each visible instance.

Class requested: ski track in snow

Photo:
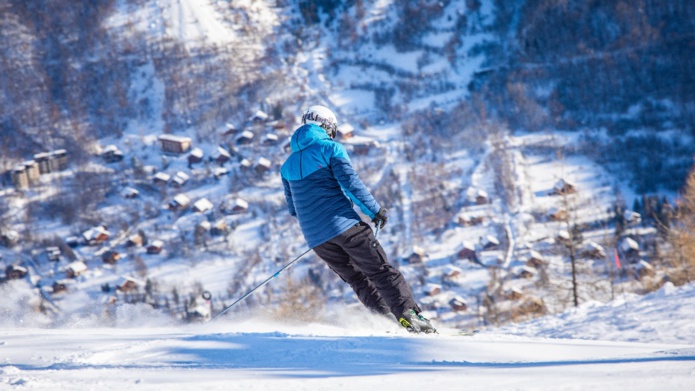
[1,326,694,390]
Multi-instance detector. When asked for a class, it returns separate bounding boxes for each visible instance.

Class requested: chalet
[158,134,192,154]
[196,221,211,233]
[52,280,71,294]
[551,178,576,195]
[5,265,28,280]
[100,145,124,163]
[255,157,272,175]
[261,133,279,146]
[472,189,489,205]
[49,149,68,171]
[64,236,80,248]
[448,296,468,312]
[518,297,546,316]
[127,233,144,247]
[504,287,524,300]
[239,158,252,170]
[65,261,87,278]
[33,152,52,174]
[46,246,61,262]
[582,241,606,260]
[345,138,379,155]
[457,213,485,226]
[423,283,442,296]
[624,210,642,225]
[547,207,569,222]
[556,230,571,245]
[213,167,229,179]
[102,250,121,265]
[213,147,232,166]
[517,266,535,279]
[82,226,111,245]
[249,110,268,123]
[211,219,229,236]
[526,250,546,268]
[122,187,140,199]
[171,171,190,187]
[235,130,254,145]
[147,240,164,254]
[406,246,427,264]
[153,172,171,185]
[22,160,40,184]
[480,235,500,250]
[619,237,640,262]
[635,260,655,279]
[442,265,463,279]
[169,194,191,210]
[222,123,238,136]
[193,198,214,213]
[11,166,29,189]
[188,148,204,165]
[117,276,138,292]
[455,241,477,261]
[221,198,249,215]
[336,124,354,140]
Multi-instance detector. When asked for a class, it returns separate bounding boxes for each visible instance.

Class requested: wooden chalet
[102,250,121,265]
[221,198,248,214]
[235,130,254,145]
[405,246,427,264]
[448,296,468,312]
[153,172,171,185]
[255,157,272,175]
[442,265,463,279]
[213,146,232,165]
[188,148,204,165]
[423,283,442,296]
[11,166,29,189]
[169,194,191,210]
[516,266,535,279]
[122,187,140,199]
[193,198,214,213]
[457,213,485,226]
[480,235,500,250]
[65,261,87,278]
[127,233,144,247]
[100,145,124,163]
[261,133,279,146]
[45,246,61,262]
[210,219,229,236]
[117,276,138,292]
[547,207,569,222]
[582,241,606,260]
[526,250,546,268]
[336,124,354,140]
[158,134,192,154]
[171,171,190,187]
[5,265,28,280]
[551,178,576,195]
[82,226,111,245]
[504,287,524,300]
[250,110,268,123]
[455,241,477,261]
[147,240,164,254]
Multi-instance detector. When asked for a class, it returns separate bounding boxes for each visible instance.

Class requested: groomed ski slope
[2,283,695,391]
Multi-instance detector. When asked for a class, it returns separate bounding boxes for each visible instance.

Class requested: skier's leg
[313,238,391,315]
[333,222,420,317]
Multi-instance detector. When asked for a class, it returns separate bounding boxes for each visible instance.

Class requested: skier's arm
[282,177,297,217]
[328,144,381,218]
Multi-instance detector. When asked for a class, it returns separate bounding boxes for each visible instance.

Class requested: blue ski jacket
[281,124,381,248]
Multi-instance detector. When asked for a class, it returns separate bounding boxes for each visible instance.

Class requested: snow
[1,282,694,390]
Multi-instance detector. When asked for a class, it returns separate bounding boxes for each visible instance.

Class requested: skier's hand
[372,208,388,229]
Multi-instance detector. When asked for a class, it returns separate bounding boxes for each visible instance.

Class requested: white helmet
[302,105,338,139]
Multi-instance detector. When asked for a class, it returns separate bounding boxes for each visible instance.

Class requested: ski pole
[209,247,312,322]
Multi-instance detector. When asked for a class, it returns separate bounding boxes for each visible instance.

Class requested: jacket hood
[290,124,330,152]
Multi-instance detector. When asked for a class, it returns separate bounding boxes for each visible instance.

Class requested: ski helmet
[301,105,338,139]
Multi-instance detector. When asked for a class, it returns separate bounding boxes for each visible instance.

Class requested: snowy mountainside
[0,0,693,332]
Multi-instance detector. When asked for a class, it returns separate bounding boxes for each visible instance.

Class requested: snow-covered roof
[173,194,191,207]
[193,198,214,213]
[158,134,192,143]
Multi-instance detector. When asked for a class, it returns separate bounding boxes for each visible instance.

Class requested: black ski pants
[312,222,420,318]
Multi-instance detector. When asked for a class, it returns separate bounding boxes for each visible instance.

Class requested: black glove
[372,208,388,229]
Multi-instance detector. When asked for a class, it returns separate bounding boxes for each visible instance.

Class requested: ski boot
[399,309,437,334]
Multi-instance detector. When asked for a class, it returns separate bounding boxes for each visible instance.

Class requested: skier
[280,105,436,334]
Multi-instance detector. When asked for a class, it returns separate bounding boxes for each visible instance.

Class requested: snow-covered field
[2,283,694,390]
